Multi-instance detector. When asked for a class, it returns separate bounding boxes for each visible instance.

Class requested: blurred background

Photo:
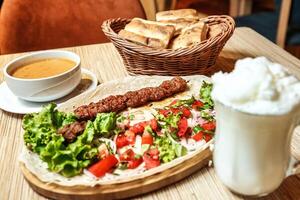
[0,0,299,58]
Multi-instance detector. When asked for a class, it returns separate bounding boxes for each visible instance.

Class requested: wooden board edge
[21,148,212,200]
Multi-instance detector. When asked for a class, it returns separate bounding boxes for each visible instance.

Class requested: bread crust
[158,18,199,35]
[124,18,175,48]
[156,9,199,21]
[169,21,208,50]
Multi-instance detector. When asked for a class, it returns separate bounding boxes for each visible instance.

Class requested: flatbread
[124,18,175,48]
[169,21,208,49]
[20,75,212,187]
[156,9,200,21]
[158,18,199,36]
[118,29,148,46]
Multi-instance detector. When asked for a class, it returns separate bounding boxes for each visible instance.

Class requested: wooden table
[1,27,300,200]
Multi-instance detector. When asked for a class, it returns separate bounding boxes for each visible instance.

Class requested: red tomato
[127,157,143,169]
[204,134,213,142]
[88,155,118,177]
[202,122,216,131]
[177,117,188,137]
[192,131,204,141]
[169,99,178,106]
[171,107,180,114]
[181,107,191,118]
[150,119,158,131]
[143,148,160,169]
[142,131,153,145]
[116,134,129,148]
[119,149,143,169]
[125,130,136,144]
[119,149,135,161]
[159,109,170,117]
[192,100,204,110]
[129,121,147,134]
[129,126,139,134]
[147,148,160,160]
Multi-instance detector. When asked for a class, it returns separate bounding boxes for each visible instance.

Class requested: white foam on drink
[211,57,300,115]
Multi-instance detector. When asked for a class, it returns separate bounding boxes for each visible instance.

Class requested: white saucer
[0,68,98,114]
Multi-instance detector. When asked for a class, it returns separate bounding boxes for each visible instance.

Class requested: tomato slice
[127,157,143,169]
[149,119,158,131]
[192,131,204,141]
[125,130,136,144]
[129,126,139,134]
[171,107,180,114]
[177,117,188,137]
[119,149,143,169]
[181,107,191,118]
[119,149,135,161]
[143,148,160,169]
[204,134,213,142]
[192,100,204,110]
[88,155,118,177]
[169,99,178,106]
[202,122,216,131]
[129,121,148,134]
[142,131,153,145]
[147,148,159,159]
[159,109,170,117]
[116,134,129,148]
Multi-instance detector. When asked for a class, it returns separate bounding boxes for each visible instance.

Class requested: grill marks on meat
[58,121,87,143]
[74,77,187,121]
[74,95,128,121]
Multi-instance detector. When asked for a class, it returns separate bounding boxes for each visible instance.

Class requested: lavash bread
[120,18,175,48]
[169,21,208,49]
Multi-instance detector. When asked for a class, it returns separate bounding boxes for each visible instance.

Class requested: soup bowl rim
[3,50,81,82]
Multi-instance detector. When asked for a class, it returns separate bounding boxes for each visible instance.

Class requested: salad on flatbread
[20,76,215,186]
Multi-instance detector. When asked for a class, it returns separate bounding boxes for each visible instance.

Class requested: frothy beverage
[211,57,300,196]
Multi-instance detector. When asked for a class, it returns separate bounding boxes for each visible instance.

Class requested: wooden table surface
[1,27,300,200]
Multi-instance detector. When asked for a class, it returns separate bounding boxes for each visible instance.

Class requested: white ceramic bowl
[3,50,81,102]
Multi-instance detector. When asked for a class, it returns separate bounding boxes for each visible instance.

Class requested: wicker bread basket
[101,15,235,76]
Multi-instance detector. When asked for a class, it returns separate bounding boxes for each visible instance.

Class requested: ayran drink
[211,57,300,196]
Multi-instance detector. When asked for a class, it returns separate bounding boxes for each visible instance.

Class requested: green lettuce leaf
[171,96,195,108]
[157,113,181,129]
[23,103,97,177]
[23,103,74,153]
[154,136,187,163]
[40,121,98,177]
[93,112,117,137]
[199,81,214,109]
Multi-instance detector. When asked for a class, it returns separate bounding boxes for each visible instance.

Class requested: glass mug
[213,101,300,197]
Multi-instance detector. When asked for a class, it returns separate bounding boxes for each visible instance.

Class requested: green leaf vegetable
[93,112,117,137]
[171,96,195,108]
[154,136,187,163]
[23,103,76,154]
[23,103,98,177]
[199,81,214,109]
[157,113,181,129]
[40,121,98,177]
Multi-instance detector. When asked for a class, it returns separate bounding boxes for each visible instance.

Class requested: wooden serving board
[21,148,212,200]
[20,75,213,199]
